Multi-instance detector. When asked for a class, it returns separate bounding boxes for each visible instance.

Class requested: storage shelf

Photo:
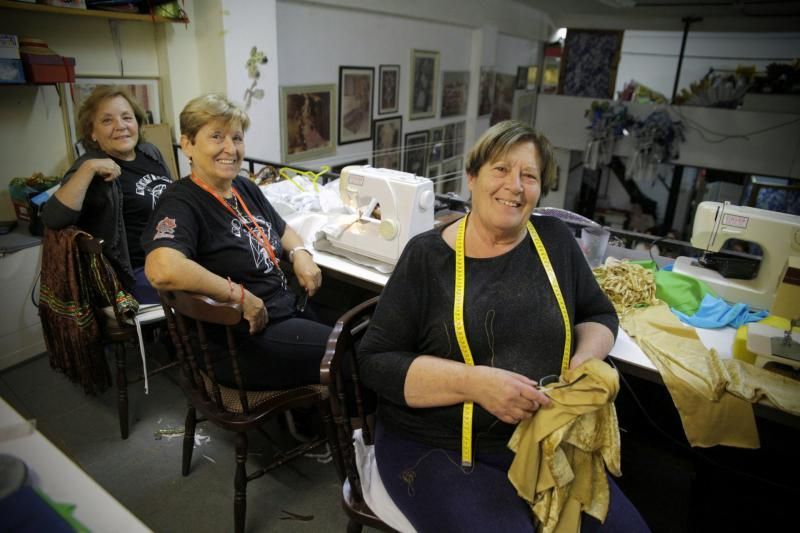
[0,0,188,23]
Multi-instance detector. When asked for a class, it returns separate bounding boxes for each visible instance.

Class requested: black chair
[75,233,176,439]
[320,296,397,533]
[159,289,335,533]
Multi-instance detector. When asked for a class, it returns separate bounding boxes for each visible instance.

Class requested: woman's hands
[292,251,322,296]
[469,366,551,425]
[81,158,122,182]
[241,288,268,335]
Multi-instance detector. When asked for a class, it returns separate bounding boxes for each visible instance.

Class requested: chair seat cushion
[353,428,415,533]
[201,373,327,414]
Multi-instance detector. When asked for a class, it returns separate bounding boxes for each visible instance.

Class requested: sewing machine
[673,201,800,310]
[326,165,435,265]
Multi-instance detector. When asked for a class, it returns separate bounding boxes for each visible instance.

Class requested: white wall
[615,31,800,100]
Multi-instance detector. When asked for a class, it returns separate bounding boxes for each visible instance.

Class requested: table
[0,396,151,532]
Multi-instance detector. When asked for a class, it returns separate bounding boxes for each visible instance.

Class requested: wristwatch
[289,246,311,263]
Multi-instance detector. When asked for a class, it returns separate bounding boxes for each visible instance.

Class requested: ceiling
[522,0,800,32]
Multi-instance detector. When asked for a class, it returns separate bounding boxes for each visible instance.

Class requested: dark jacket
[41,143,171,289]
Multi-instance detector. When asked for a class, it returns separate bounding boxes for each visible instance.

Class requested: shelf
[0,0,188,23]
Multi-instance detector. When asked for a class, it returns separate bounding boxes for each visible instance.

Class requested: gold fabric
[724,358,800,416]
[621,303,760,448]
[507,359,621,533]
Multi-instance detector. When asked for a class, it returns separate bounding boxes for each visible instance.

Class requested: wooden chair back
[321,296,395,531]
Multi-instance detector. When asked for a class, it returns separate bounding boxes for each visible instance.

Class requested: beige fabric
[507,359,621,533]
[621,303,760,448]
[724,358,800,416]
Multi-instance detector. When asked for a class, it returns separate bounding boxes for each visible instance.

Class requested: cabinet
[0,225,44,371]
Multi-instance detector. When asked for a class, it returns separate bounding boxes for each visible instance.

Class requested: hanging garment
[621,303,759,448]
[507,358,621,533]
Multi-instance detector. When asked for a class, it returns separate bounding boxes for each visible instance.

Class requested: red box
[21,53,75,83]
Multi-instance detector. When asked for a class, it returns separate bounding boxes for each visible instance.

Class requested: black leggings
[374,421,651,533]
[205,306,331,390]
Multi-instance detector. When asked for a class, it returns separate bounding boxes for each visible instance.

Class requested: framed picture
[561,30,623,98]
[513,90,538,125]
[409,49,439,120]
[439,157,463,194]
[372,116,403,170]
[428,163,441,179]
[403,131,429,177]
[378,64,400,115]
[280,84,336,163]
[331,159,369,176]
[338,66,374,145]
[443,123,456,160]
[62,76,161,157]
[428,126,444,164]
[516,66,529,90]
[453,121,466,157]
[478,67,494,116]
[490,73,516,125]
[440,71,469,118]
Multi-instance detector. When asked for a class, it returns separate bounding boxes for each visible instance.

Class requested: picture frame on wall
[403,130,429,177]
[428,126,444,164]
[440,71,469,118]
[378,64,400,115]
[280,84,336,163]
[439,157,463,194]
[490,72,516,125]
[478,67,494,116]
[372,116,403,170]
[513,90,537,126]
[561,30,623,98]
[409,49,439,120]
[443,122,456,160]
[63,76,161,157]
[338,66,374,145]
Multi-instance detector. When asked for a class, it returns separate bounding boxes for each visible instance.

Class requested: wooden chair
[159,289,335,533]
[320,296,397,533]
[74,234,176,439]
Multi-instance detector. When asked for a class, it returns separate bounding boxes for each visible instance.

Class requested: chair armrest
[320,296,379,386]
[159,290,243,326]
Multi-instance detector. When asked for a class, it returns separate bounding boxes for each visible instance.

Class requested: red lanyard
[190,173,279,266]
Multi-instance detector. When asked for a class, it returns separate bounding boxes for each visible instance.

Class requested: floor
[0,350,357,533]
[2,346,798,533]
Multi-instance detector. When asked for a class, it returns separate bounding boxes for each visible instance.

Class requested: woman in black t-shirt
[42,85,172,303]
[142,94,327,389]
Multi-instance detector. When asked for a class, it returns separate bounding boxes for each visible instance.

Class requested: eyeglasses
[295,291,308,313]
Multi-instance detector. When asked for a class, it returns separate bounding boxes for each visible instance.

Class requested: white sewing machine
[673,201,800,310]
[326,165,435,265]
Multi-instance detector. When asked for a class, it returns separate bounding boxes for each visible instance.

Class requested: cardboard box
[0,59,25,84]
[21,54,75,84]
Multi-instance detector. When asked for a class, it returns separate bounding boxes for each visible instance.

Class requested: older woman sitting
[358,121,650,532]
[142,94,328,389]
[42,85,173,303]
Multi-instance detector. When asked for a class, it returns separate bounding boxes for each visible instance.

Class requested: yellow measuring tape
[453,214,572,466]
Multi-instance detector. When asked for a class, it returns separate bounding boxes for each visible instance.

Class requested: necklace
[190,173,280,266]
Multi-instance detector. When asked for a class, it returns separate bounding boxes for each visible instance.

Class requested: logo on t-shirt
[230,214,279,274]
[136,174,171,208]
[154,216,177,240]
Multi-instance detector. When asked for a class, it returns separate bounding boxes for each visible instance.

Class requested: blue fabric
[673,294,768,329]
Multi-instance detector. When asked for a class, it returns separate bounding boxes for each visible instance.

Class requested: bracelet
[239,283,245,306]
[289,246,310,263]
